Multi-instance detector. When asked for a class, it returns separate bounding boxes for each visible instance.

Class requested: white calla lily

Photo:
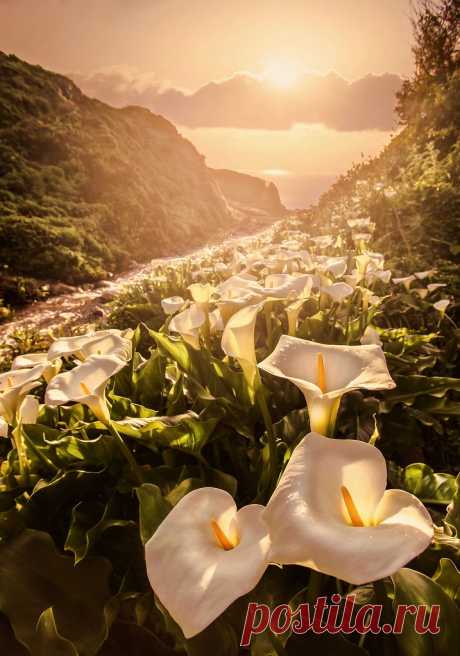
[433,299,450,314]
[12,352,62,383]
[427,283,446,293]
[45,355,126,423]
[321,282,354,304]
[285,299,307,336]
[392,275,416,291]
[263,433,433,584]
[169,304,206,349]
[0,365,45,424]
[317,256,348,278]
[145,487,270,638]
[188,283,215,307]
[366,269,392,285]
[17,395,40,425]
[259,336,395,435]
[414,270,436,280]
[221,303,262,388]
[0,417,8,437]
[47,330,132,363]
[161,296,185,315]
[360,325,383,346]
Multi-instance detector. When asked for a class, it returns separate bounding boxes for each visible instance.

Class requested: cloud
[71,67,402,132]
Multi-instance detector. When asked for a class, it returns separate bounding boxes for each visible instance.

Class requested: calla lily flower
[161,296,185,315]
[285,299,306,336]
[17,395,40,425]
[311,236,333,249]
[366,269,392,285]
[169,304,207,349]
[433,299,450,314]
[414,270,436,280]
[321,282,354,304]
[145,487,270,638]
[360,325,383,346]
[347,217,370,230]
[45,354,126,423]
[260,274,313,300]
[427,283,446,293]
[258,336,395,435]
[0,416,8,437]
[263,432,433,584]
[356,252,385,274]
[0,365,45,424]
[413,288,429,300]
[188,283,215,307]
[392,275,416,291]
[221,303,262,388]
[317,256,348,278]
[209,308,224,333]
[12,352,62,383]
[48,330,132,363]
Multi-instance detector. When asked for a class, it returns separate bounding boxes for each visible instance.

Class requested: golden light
[262,58,301,89]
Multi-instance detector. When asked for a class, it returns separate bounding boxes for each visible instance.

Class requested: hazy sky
[0,0,414,206]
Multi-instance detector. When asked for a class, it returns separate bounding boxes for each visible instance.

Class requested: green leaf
[383,375,460,409]
[35,608,79,656]
[65,501,136,564]
[401,463,456,504]
[0,529,112,656]
[392,567,460,655]
[433,558,460,606]
[137,410,222,457]
[135,484,172,545]
[445,474,460,535]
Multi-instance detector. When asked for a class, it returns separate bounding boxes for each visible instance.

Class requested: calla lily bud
[263,433,433,584]
[145,487,270,638]
[221,303,263,389]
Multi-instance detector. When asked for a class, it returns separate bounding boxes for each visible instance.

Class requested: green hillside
[0,53,232,303]
[311,0,459,289]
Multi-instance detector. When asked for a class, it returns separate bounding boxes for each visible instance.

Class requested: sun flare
[263,58,301,89]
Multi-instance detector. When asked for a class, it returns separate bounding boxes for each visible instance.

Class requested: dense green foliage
[315,0,460,286]
[0,53,231,298]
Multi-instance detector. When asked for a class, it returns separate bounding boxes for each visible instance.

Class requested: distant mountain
[210,169,286,217]
[0,53,283,304]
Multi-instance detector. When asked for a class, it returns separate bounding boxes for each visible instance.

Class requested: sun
[262,58,301,89]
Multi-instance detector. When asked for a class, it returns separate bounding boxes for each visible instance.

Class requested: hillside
[0,54,283,311]
[308,0,459,291]
[210,168,285,217]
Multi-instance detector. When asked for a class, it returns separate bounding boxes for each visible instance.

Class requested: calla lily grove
[0,212,456,654]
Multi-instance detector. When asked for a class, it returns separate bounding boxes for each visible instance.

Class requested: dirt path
[0,224,276,344]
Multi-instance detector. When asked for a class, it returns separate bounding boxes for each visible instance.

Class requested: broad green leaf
[433,558,460,606]
[0,529,112,656]
[383,375,460,409]
[135,483,171,544]
[286,633,368,655]
[137,410,222,456]
[392,567,460,655]
[401,463,456,504]
[445,474,460,535]
[35,608,79,656]
[65,501,136,564]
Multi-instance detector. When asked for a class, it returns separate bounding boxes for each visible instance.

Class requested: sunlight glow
[262,58,301,89]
